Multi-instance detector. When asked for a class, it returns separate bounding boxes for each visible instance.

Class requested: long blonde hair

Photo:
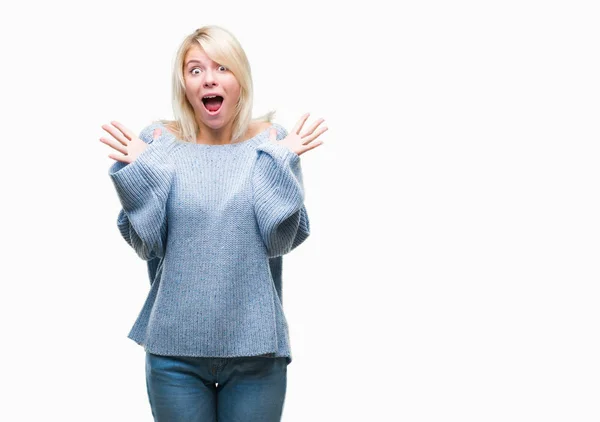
[158,25,275,143]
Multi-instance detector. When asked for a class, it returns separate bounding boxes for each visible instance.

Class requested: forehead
[184,45,214,65]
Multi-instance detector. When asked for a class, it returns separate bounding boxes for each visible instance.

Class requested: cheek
[185,90,202,109]
[184,80,199,98]
[225,77,241,95]
[228,86,241,104]
[185,92,196,107]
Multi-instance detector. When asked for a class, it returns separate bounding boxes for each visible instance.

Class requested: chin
[204,119,227,129]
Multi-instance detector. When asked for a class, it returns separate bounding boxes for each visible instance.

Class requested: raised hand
[100,121,161,163]
[273,113,327,156]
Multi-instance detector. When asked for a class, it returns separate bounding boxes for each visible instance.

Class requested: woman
[100,25,326,421]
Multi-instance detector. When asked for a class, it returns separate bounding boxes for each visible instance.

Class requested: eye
[189,66,227,75]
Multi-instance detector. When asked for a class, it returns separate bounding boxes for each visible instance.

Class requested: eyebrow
[185,59,222,67]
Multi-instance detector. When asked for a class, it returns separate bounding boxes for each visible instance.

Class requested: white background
[1,0,599,421]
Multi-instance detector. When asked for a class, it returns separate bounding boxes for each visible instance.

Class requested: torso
[162,121,271,143]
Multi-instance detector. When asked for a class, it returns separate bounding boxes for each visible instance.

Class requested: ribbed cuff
[108,143,172,211]
[256,141,299,165]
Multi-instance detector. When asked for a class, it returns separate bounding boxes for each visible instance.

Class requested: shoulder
[161,121,179,136]
[254,121,288,140]
[258,121,273,132]
[138,121,165,144]
[248,121,273,138]
[139,120,180,145]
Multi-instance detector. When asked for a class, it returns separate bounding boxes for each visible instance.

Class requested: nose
[203,69,218,87]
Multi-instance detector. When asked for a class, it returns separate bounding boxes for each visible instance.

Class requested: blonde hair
[158,25,275,143]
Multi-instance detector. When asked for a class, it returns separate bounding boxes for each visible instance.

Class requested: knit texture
[108,121,310,366]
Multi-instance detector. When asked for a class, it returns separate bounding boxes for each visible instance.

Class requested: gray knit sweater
[108,121,309,366]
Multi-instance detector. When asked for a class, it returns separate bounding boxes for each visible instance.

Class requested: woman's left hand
[272,113,328,156]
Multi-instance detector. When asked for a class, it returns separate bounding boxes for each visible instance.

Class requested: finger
[304,140,324,153]
[270,127,277,141]
[301,126,328,145]
[99,137,128,155]
[108,153,131,163]
[102,123,130,146]
[297,140,324,156]
[111,121,136,141]
[153,128,162,140]
[292,113,310,135]
[302,118,325,137]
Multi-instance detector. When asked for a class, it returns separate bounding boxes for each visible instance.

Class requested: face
[183,44,241,131]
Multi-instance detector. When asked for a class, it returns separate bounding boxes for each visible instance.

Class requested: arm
[108,123,174,261]
[252,125,310,258]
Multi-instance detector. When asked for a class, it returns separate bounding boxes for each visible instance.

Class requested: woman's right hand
[100,121,160,163]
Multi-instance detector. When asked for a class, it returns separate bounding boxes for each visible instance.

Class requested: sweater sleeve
[252,125,310,258]
[108,123,174,261]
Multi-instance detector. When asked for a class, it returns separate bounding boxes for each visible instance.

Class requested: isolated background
[1,0,599,420]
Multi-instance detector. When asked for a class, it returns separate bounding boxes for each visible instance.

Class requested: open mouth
[202,95,224,113]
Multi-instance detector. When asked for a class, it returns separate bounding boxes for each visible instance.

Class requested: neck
[195,120,235,145]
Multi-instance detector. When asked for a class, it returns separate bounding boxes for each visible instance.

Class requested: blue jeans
[145,352,288,422]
